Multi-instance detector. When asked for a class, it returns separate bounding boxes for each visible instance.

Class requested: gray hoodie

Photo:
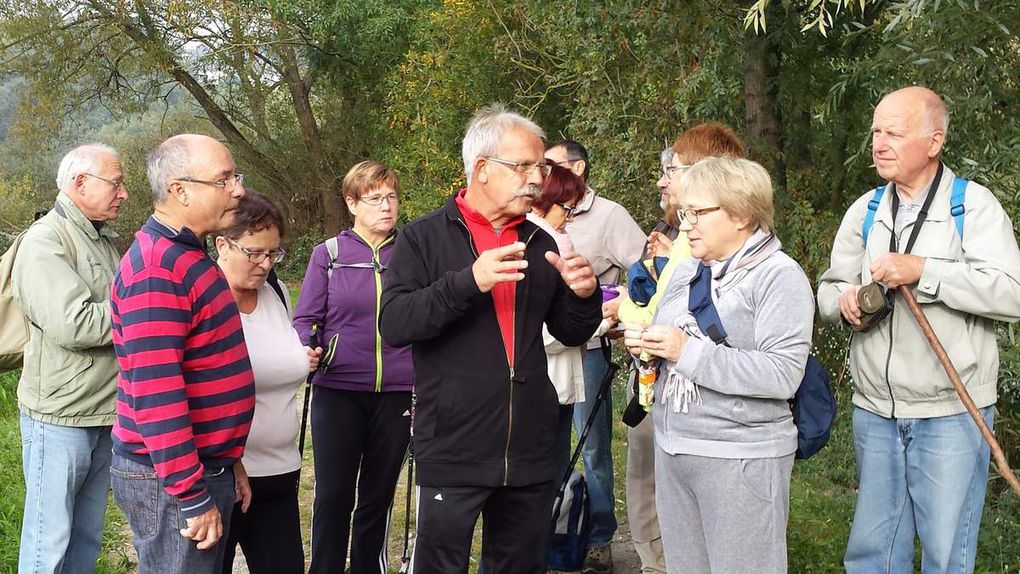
[652,233,814,459]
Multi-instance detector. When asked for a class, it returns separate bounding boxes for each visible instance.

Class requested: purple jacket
[293,230,413,392]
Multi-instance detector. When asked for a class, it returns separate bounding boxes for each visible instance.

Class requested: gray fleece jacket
[652,234,814,459]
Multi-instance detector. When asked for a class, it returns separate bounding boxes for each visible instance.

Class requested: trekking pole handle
[308,323,320,350]
[897,286,1020,497]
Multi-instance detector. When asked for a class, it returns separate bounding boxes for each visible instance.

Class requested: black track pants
[410,481,555,574]
[308,386,412,574]
[222,470,304,574]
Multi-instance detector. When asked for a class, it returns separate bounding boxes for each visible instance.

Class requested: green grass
[0,370,133,574]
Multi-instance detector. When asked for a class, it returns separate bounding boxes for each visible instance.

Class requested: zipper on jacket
[372,235,395,392]
[502,226,539,485]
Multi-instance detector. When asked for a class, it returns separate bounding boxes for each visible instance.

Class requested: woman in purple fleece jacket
[293,160,413,574]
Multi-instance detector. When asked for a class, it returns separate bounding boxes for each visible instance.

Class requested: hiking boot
[582,545,613,574]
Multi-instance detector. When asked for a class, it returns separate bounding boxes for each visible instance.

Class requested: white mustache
[513,186,541,198]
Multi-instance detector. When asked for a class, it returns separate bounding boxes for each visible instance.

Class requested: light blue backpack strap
[861,186,885,248]
[950,177,967,239]
[325,235,340,281]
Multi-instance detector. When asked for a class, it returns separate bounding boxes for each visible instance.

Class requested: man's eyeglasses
[360,193,399,206]
[485,157,553,177]
[178,173,245,190]
[85,173,126,189]
[677,206,722,225]
[227,237,286,264]
[557,203,579,217]
[663,164,694,179]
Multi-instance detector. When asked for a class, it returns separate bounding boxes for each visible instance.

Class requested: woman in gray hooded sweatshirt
[624,157,814,574]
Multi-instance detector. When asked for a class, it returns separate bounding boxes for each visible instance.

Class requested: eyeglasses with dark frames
[227,237,286,264]
[485,157,553,178]
[84,173,126,189]
[557,203,579,218]
[677,206,722,225]
[178,173,245,190]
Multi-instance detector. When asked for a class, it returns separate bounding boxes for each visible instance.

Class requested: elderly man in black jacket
[380,104,602,573]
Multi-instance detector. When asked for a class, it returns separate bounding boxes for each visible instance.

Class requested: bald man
[818,87,1020,572]
[109,135,255,573]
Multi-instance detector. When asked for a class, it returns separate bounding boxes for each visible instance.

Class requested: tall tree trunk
[276,35,346,234]
[743,22,785,191]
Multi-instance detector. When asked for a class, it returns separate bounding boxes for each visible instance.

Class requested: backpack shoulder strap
[325,235,340,280]
[861,186,885,248]
[31,216,78,270]
[950,177,967,239]
[266,268,288,311]
[687,264,728,345]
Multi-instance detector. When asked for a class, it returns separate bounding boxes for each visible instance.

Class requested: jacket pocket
[433,374,506,462]
[39,336,93,400]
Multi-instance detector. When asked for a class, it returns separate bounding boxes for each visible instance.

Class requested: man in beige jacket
[818,87,1020,573]
[13,143,127,573]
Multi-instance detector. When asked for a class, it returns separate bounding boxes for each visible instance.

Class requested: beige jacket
[817,164,1020,418]
[13,193,121,426]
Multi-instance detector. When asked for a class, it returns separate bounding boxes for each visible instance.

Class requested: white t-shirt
[239,282,309,477]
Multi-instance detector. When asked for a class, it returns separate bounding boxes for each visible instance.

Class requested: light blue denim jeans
[845,406,994,574]
[571,351,618,549]
[19,413,113,574]
[111,453,237,574]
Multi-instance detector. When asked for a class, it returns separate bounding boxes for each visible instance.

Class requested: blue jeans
[571,350,618,548]
[111,453,238,574]
[845,406,994,574]
[19,414,113,574]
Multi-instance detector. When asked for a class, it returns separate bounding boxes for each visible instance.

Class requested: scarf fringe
[661,368,702,413]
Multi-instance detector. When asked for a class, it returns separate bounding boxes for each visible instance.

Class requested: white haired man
[380,104,603,573]
[13,143,128,573]
[818,86,1020,572]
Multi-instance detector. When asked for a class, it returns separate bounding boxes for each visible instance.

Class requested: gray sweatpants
[654,447,794,574]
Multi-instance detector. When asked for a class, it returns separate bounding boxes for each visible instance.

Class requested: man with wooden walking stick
[818,86,1020,573]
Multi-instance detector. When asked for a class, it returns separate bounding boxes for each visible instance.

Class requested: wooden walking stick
[898,286,1020,496]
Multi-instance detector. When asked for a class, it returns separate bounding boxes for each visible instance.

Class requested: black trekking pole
[298,324,319,456]
[399,392,417,573]
[551,338,620,523]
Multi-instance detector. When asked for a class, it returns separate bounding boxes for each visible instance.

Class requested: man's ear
[928,130,946,159]
[73,173,88,196]
[571,160,586,179]
[474,157,489,184]
[167,181,189,206]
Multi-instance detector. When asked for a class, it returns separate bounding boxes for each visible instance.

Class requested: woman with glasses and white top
[293,161,414,574]
[525,165,590,486]
[215,190,321,574]
[624,157,813,574]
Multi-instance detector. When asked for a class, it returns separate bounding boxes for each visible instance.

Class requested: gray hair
[660,147,674,168]
[461,104,544,183]
[146,136,192,203]
[55,143,119,193]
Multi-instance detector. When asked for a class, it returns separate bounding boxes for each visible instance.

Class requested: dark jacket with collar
[380,194,602,487]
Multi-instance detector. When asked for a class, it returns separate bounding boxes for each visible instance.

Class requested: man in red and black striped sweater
[110,134,254,573]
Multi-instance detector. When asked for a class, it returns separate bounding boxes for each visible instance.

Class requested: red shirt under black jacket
[110,216,254,519]
[455,190,523,368]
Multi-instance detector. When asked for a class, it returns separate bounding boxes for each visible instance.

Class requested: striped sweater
[111,216,255,519]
